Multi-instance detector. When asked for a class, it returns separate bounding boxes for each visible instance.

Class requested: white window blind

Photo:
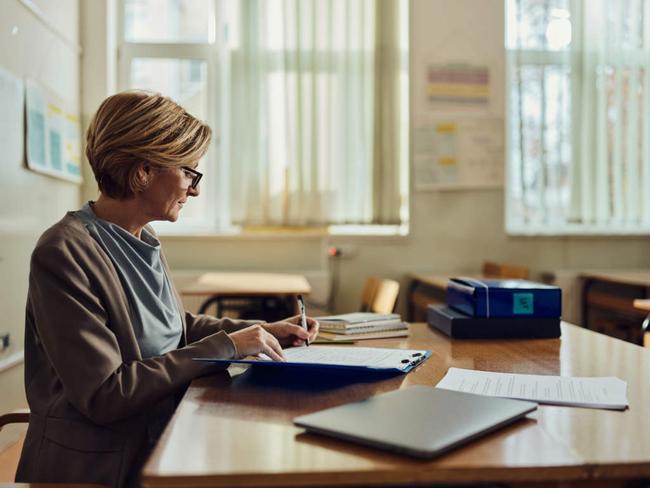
[119,0,409,234]
[506,0,650,235]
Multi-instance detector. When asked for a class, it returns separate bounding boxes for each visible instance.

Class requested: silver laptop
[293,385,537,459]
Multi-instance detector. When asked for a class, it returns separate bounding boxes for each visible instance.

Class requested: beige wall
[0,0,81,441]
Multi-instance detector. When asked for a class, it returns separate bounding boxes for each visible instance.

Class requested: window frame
[505,3,650,236]
[116,0,410,237]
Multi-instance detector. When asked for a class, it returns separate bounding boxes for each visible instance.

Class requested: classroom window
[119,0,409,235]
[506,0,650,235]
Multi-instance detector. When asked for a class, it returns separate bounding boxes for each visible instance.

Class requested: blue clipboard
[193,346,431,374]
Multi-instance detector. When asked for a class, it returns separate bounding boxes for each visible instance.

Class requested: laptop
[293,385,537,459]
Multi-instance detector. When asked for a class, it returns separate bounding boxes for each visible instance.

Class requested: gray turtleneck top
[75,202,183,359]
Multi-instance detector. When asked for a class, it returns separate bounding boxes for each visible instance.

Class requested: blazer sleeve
[184,312,264,343]
[28,242,238,426]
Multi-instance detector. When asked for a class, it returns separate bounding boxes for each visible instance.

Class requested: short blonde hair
[85,91,212,199]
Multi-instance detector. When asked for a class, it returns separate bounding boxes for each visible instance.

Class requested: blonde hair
[85,91,212,199]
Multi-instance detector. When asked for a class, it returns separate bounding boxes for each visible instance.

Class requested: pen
[297,294,310,346]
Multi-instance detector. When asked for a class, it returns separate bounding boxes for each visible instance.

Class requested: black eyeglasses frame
[181,166,203,189]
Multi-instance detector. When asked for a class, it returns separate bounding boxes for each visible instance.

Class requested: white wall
[0,0,81,440]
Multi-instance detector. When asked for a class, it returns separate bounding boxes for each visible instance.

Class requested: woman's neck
[91,195,148,238]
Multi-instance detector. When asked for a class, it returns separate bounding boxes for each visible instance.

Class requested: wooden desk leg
[407,279,419,322]
[581,278,592,329]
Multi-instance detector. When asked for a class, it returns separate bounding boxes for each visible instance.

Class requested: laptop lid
[293,385,537,459]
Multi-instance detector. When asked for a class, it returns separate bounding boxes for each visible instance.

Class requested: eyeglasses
[181,166,203,189]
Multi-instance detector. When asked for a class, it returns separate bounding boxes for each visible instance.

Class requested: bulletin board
[413,116,504,190]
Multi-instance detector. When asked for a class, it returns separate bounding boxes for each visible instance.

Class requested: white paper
[259,346,425,369]
[414,116,504,190]
[436,367,628,410]
[25,79,81,183]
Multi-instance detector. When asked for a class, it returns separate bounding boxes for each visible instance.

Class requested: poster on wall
[414,116,504,190]
[25,79,81,183]
[427,63,490,110]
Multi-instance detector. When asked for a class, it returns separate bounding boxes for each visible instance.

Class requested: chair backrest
[482,261,530,280]
[360,277,400,314]
[0,410,29,484]
[0,409,107,487]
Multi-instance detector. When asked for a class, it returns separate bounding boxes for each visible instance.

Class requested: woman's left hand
[262,315,319,347]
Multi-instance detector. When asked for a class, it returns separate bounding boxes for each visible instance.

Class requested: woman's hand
[229,324,285,361]
[262,315,319,347]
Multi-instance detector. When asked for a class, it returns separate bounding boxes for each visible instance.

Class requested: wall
[158,0,650,315]
[0,0,80,424]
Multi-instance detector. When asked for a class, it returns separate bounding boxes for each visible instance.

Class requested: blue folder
[193,346,431,374]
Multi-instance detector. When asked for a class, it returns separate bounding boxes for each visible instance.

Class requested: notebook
[294,385,537,459]
[317,329,409,342]
[317,313,402,332]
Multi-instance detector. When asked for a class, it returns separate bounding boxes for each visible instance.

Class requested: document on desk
[436,367,628,410]
[194,346,431,373]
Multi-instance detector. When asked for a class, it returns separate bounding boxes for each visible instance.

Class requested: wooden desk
[180,272,311,320]
[579,270,650,344]
[634,299,650,312]
[142,323,650,487]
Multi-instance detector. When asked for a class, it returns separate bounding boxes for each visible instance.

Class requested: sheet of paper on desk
[261,346,426,369]
[195,346,431,373]
[436,367,628,410]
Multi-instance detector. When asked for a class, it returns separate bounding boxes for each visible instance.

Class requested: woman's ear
[136,164,151,186]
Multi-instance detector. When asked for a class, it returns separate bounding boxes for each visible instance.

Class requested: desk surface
[577,270,650,287]
[179,272,312,297]
[142,323,650,487]
[634,299,650,312]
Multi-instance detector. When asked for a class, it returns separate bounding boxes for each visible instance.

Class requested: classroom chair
[482,261,530,280]
[0,409,106,487]
[360,276,400,314]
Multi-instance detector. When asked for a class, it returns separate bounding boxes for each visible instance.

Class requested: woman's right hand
[229,324,285,361]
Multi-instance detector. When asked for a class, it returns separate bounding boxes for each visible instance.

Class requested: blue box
[446,278,561,318]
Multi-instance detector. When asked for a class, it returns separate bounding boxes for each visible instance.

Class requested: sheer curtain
[507,0,650,233]
[570,0,650,228]
[224,0,406,227]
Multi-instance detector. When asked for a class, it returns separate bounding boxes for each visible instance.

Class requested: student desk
[179,272,311,319]
[407,273,478,322]
[579,270,650,344]
[141,323,650,487]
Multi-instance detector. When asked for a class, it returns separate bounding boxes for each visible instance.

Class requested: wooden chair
[482,261,530,280]
[0,409,106,487]
[360,277,400,314]
[0,410,29,483]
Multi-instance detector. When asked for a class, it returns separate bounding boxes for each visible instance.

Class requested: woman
[15,91,318,488]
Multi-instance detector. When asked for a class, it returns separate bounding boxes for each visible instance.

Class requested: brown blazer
[16,213,257,488]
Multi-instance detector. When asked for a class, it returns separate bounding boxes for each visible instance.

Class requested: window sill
[506,223,650,237]
[156,223,410,240]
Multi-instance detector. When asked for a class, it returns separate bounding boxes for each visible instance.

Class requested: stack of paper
[194,346,431,373]
[316,313,408,342]
[436,367,628,410]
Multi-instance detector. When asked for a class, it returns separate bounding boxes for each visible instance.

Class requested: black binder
[427,304,561,339]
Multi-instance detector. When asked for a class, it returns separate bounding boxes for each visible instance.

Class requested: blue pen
[297,294,310,346]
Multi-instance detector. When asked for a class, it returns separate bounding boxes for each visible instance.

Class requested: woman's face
[139,163,200,222]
